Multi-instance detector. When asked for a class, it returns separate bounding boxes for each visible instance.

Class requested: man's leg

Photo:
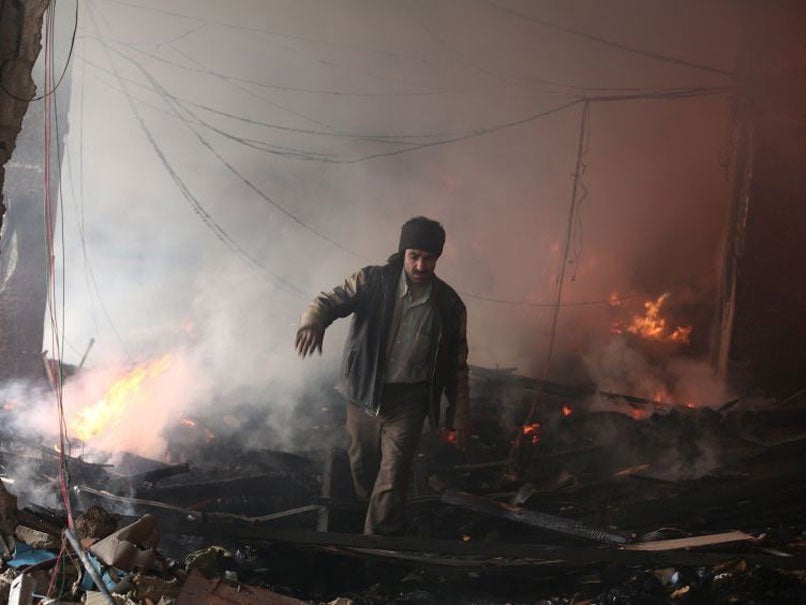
[364,383,427,535]
[345,401,381,503]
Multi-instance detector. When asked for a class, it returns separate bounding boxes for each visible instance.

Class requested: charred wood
[149,522,806,570]
[441,489,630,544]
[104,462,191,493]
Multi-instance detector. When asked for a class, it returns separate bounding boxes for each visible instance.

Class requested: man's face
[404,249,439,284]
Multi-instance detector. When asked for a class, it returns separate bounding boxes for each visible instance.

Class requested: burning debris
[0,365,803,603]
[611,292,693,345]
[69,355,173,443]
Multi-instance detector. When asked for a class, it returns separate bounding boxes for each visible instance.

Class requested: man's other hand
[295,326,324,357]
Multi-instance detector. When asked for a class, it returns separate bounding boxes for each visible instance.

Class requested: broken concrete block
[14,525,60,550]
[89,515,158,571]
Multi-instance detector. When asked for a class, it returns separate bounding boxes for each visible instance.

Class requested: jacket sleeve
[445,305,470,430]
[299,267,370,329]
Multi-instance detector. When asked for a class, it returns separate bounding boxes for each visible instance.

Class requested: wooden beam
[624,531,757,551]
[442,490,630,544]
[151,521,806,570]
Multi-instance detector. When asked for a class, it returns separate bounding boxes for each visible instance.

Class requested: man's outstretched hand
[295,326,324,357]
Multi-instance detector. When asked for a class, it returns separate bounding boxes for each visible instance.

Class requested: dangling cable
[42,0,75,531]
[507,100,592,471]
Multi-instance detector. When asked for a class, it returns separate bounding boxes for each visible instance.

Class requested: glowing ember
[686,402,696,408]
[609,292,621,307]
[69,355,172,441]
[521,422,541,445]
[561,406,573,417]
[612,463,650,477]
[669,326,693,343]
[630,408,647,421]
[180,417,215,442]
[611,292,692,344]
[440,429,457,445]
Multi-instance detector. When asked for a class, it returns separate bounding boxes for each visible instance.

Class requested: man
[295,217,470,535]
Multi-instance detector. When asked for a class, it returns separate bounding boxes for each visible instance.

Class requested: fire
[180,416,215,442]
[669,326,692,343]
[608,292,621,307]
[440,429,457,445]
[69,355,172,441]
[561,406,573,417]
[521,422,541,445]
[611,292,692,344]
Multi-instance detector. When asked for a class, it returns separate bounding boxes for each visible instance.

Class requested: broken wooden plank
[151,521,806,570]
[441,489,630,544]
[624,530,757,551]
[176,569,310,605]
[105,462,190,492]
[74,485,321,523]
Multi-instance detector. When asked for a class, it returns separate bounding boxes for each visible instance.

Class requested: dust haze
[13,0,745,458]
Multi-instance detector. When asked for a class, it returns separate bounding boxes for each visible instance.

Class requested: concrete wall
[0,0,50,381]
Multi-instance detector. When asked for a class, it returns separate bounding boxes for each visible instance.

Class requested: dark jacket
[300,254,469,430]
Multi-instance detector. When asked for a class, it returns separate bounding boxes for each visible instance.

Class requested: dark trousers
[345,382,428,535]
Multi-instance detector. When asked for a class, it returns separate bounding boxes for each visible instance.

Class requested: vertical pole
[711,109,754,378]
[711,5,757,378]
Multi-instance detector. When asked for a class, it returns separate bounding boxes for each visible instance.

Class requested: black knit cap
[398,216,445,256]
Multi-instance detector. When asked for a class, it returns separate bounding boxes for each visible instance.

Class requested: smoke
[583,336,734,406]
[25,1,744,460]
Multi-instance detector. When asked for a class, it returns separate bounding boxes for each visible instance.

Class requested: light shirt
[384,269,435,383]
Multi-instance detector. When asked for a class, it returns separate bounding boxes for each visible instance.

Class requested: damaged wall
[0,0,52,381]
[0,0,49,237]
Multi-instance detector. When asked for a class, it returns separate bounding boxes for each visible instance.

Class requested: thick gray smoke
[24,0,743,458]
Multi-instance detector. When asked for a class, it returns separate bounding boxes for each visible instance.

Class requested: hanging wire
[40,0,75,533]
[543,100,591,376]
[85,2,308,296]
[506,100,591,470]
[81,1,733,312]
[475,0,735,77]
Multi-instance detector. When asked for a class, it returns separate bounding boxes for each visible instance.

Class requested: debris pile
[0,366,804,603]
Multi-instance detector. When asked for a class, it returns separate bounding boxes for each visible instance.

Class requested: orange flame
[611,292,692,344]
[69,355,172,441]
[561,406,573,417]
[521,422,541,445]
[180,417,215,442]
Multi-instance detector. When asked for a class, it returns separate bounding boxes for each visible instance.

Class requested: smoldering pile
[0,363,804,604]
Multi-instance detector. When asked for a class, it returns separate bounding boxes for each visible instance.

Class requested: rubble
[0,367,802,603]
